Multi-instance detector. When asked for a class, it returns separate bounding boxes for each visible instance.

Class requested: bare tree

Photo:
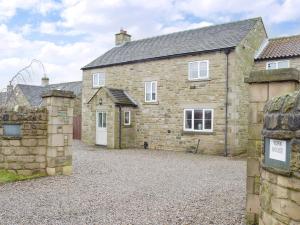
[0,59,48,106]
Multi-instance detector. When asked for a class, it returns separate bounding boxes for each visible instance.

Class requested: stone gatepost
[260,91,300,225]
[245,68,300,224]
[42,90,75,176]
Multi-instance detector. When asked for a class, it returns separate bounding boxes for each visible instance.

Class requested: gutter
[118,106,122,149]
[224,48,231,157]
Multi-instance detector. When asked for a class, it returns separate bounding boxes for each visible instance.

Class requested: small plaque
[264,138,291,171]
[269,139,286,162]
[3,124,21,137]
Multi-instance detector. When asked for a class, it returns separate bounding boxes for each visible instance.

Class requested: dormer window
[93,72,105,88]
[188,60,209,80]
[266,60,289,70]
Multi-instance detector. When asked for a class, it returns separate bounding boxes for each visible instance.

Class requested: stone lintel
[245,68,300,83]
[41,90,76,99]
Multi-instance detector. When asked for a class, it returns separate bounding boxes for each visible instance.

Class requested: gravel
[0,141,246,225]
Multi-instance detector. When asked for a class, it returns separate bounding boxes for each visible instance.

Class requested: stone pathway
[0,141,246,225]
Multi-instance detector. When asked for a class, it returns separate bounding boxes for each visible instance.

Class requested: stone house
[81,17,267,155]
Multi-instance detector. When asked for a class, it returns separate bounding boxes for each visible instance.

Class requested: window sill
[182,130,215,135]
[187,79,211,82]
[143,101,159,105]
[92,86,104,89]
[123,124,132,128]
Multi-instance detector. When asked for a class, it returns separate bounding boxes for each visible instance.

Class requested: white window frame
[183,108,214,132]
[92,72,105,88]
[266,60,290,70]
[188,60,209,80]
[124,111,131,125]
[144,81,157,102]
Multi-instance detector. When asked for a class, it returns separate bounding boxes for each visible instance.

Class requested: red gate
[73,115,81,140]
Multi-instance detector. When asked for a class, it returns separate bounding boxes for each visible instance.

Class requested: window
[145,81,157,102]
[184,109,213,132]
[266,60,289,70]
[93,72,105,88]
[124,111,131,125]
[188,60,209,80]
[97,112,106,128]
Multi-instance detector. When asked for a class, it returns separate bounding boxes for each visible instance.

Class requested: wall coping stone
[41,90,76,99]
[245,68,300,83]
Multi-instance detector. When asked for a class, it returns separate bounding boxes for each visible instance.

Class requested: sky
[0,0,300,90]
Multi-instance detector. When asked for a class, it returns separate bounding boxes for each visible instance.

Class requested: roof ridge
[269,34,300,41]
[17,84,44,87]
[49,81,82,86]
[17,81,82,88]
[123,17,261,45]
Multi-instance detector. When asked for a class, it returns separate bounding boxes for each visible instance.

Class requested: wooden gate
[73,115,81,140]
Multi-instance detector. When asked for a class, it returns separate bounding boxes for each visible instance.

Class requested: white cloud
[0,0,300,90]
[160,21,214,34]
[0,24,108,89]
[39,22,58,34]
[0,0,61,21]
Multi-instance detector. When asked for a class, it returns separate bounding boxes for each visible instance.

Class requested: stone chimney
[115,29,131,46]
[41,77,49,86]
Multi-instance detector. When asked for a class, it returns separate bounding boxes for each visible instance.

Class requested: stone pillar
[244,68,300,225]
[42,90,75,176]
[260,91,300,225]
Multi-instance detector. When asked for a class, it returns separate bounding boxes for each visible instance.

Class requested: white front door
[96,111,107,145]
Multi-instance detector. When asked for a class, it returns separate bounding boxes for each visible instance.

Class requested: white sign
[269,139,286,162]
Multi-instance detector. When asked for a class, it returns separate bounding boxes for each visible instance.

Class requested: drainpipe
[118,106,122,149]
[224,48,231,157]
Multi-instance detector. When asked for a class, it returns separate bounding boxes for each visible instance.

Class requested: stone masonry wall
[0,90,75,176]
[42,90,75,176]
[229,19,267,155]
[0,107,48,175]
[259,91,300,225]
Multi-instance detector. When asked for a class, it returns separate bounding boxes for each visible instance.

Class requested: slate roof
[256,35,300,60]
[17,81,82,106]
[82,18,261,69]
[107,88,137,107]
[87,87,137,107]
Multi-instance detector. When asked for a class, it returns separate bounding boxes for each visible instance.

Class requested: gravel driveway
[0,141,246,225]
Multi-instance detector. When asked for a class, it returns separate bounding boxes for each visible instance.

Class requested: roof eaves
[255,54,300,61]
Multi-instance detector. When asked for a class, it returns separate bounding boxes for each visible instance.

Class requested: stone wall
[227,19,267,155]
[245,71,299,225]
[0,107,48,175]
[82,19,266,155]
[0,90,75,176]
[259,91,300,225]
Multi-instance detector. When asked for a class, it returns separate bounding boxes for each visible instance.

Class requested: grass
[0,170,45,184]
